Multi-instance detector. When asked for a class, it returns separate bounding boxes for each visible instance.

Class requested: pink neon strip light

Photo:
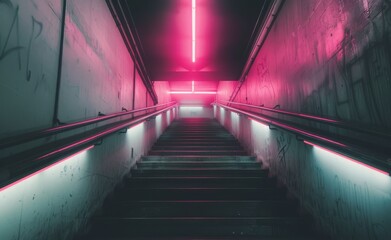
[0,145,94,192]
[169,91,217,94]
[169,81,216,94]
[192,0,196,62]
[169,91,193,94]
[304,140,389,176]
[193,91,217,94]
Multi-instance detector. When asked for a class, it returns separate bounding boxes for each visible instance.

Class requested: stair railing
[0,102,177,190]
[214,101,391,176]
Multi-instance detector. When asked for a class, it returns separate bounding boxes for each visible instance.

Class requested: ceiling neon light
[169,81,217,94]
[192,0,196,62]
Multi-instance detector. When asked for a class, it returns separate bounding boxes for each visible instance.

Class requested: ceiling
[126,0,272,82]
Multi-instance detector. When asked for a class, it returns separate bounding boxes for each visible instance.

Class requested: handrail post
[52,0,67,126]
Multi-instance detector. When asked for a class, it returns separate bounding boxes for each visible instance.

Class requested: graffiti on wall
[255,57,276,104]
[0,0,43,81]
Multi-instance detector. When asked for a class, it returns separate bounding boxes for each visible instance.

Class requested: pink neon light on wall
[304,140,389,176]
[0,145,94,192]
[169,91,217,95]
[192,0,196,62]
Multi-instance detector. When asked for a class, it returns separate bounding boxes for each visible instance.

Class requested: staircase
[82,118,320,239]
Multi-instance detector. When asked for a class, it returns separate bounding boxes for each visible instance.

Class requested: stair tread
[137,161,257,163]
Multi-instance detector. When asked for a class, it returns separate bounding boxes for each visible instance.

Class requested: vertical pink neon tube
[192,0,196,62]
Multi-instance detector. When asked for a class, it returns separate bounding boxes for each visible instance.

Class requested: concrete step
[101,200,298,217]
[136,162,261,169]
[130,169,269,177]
[141,155,256,162]
[151,146,244,150]
[87,217,313,238]
[154,142,241,147]
[124,176,274,188]
[115,187,286,201]
[148,150,248,156]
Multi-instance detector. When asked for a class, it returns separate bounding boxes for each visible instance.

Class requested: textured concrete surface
[215,106,391,239]
[0,0,172,240]
[216,0,391,238]
[0,109,175,240]
[218,0,391,129]
[0,0,171,137]
[0,0,61,137]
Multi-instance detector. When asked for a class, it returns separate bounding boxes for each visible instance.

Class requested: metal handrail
[0,101,176,149]
[214,102,391,175]
[219,100,391,139]
[0,104,177,190]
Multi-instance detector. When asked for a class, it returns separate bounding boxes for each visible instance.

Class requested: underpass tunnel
[0,0,391,239]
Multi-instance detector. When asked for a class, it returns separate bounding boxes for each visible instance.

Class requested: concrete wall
[215,106,391,239]
[59,0,163,122]
[0,0,172,239]
[218,0,391,129]
[154,81,174,104]
[0,108,175,240]
[216,0,391,239]
[0,0,61,137]
[0,0,171,137]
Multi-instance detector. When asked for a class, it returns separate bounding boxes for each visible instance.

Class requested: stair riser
[151,146,243,150]
[154,141,238,147]
[158,136,236,139]
[124,178,274,188]
[89,219,309,238]
[140,160,256,163]
[141,156,256,161]
[130,169,268,177]
[116,189,285,201]
[149,151,248,156]
[103,203,297,217]
[136,163,261,168]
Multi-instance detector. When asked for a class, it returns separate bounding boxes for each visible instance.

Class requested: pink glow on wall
[192,0,196,62]
[0,146,94,192]
[304,140,389,176]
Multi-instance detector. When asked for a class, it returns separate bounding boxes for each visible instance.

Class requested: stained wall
[216,0,391,239]
[0,0,172,239]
